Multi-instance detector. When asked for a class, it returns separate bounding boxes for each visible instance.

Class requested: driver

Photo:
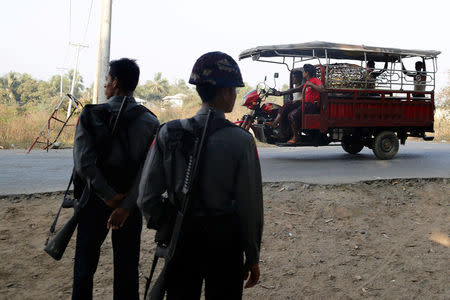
[268,69,305,139]
[288,64,324,144]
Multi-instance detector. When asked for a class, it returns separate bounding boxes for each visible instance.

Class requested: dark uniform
[72,96,159,300]
[137,52,263,300]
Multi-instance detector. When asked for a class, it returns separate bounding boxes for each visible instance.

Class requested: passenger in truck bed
[363,60,388,89]
[402,58,426,97]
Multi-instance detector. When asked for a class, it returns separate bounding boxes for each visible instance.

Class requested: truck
[237,41,441,159]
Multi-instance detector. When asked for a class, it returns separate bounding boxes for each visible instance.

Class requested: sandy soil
[0,179,449,300]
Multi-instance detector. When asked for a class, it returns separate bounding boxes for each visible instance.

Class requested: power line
[68,0,72,43]
[82,0,94,44]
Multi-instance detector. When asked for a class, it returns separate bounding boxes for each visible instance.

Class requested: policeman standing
[72,58,159,299]
[138,52,263,300]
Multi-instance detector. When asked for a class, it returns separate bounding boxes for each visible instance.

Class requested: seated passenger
[268,69,305,139]
[288,64,324,144]
[402,58,426,97]
[364,60,388,90]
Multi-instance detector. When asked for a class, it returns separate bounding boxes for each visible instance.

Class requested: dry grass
[0,102,77,150]
[2,97,447,150]
[434,116,450,142]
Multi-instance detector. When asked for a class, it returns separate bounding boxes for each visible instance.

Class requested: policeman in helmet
[138,52,263,299]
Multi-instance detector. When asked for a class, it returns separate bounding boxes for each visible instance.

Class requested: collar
[106,95,135,104]
[196,106,225,119]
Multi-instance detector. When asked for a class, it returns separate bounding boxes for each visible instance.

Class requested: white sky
[1,0,449,93]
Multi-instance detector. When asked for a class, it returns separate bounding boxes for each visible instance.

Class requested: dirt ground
[0,178,449,300]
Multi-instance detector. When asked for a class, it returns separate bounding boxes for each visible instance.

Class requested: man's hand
[243,264,260,288]
[107,208,130,230]
[105,193,126,209]
[240,118,252,131]
[274,90,282,96]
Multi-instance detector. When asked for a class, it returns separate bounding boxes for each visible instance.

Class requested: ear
[112,77,119,90]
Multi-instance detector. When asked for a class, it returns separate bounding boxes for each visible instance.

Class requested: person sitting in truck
[268,69,305,139]
[287,64,324,144]
[402,58,426,97]
[364,60,388,89]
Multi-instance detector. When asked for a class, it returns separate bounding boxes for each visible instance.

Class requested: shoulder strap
[123,104,158,123]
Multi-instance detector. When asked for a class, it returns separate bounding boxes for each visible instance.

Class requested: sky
[1,0,449,95]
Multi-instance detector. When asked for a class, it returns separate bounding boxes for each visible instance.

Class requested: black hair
[108,58,140,92]
[367,60,375,68]
[292,69,303,80]
[415,61,424,69]
[196,84,219,103]
[303,64,316,77]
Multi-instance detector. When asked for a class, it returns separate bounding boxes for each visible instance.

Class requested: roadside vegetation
[1,71,449,149]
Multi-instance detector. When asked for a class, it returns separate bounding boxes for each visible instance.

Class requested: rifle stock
[44,214,77,260]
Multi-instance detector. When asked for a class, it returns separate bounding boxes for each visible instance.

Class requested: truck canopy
[239,41,441,62]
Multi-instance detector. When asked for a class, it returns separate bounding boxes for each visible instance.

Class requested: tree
[0,72,21,104]
[48,69,85,99]
[135,73,170,101]
[169,79,191,95]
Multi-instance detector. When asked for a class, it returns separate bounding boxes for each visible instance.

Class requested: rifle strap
[45,173,74,246]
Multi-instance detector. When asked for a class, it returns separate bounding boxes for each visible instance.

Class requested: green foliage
[0,70,85,106]
[135,72,171,101]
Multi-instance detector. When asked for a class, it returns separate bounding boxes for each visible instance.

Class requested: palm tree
[149,72,170,97]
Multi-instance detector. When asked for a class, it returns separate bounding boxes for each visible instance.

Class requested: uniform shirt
[137,106,264,266]
[73,96,159,211]
[304,77,323,104]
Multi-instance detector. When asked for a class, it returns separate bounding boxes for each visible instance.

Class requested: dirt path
[0,179,449,299]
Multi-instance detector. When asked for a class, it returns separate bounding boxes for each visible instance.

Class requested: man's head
[302,64,316,79]
[415,61,424,71]
[367,60,375,71]
[189,51,244,113]
[104,58,140,99]
[292,69,303,85]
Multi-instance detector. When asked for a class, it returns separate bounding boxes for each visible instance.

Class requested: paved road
[0,142,449,195]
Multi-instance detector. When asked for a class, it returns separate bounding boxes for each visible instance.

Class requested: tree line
[0,71,200,107]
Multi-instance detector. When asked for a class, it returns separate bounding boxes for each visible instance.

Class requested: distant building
[135,97,147,105]
[162,93,187,108]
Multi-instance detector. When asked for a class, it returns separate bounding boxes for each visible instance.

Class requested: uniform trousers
[166,215,244,300]
[72,197,142,300]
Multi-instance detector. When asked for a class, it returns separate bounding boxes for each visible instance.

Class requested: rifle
[44,96,129,260]
[144,109,213,300]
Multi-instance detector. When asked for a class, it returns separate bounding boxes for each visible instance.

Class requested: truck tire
[341,136,364,154]
[372,131,399,160]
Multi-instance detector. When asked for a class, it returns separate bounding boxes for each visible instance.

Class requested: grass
[434,116,450,142]
[0,102,77,150]
[1,98,449,150]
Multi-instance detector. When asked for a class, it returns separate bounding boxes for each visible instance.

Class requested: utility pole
[93,0,112,104]
[56,67,68,97]
[67,43,88,118]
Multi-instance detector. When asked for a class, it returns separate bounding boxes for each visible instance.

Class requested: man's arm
[371,61,389,78]
[401,62,416,77]
[235,136,263,282]
[73,108,120,205]
[137,129,167,229]
[278,84,304,96]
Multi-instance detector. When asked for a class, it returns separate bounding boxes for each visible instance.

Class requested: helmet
[189,51,244,87]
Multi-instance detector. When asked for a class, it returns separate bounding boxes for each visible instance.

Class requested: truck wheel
[341,136,364,154]
[372,131,399,160]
